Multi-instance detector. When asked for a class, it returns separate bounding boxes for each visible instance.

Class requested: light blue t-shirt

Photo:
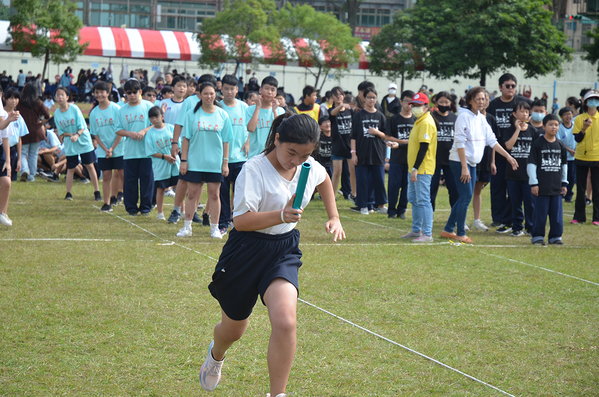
[557,123,576,161]
[160,98,186,127]
[115,99,154,160]
[89,102,124,158]
[245,105,285,158]
[54,103,95,157]
[182,106,232,173]
[8,115,29,147]
[145,123,180,181]
[221,100,249,164]
[175,95,201,127]
[39,129,60,151]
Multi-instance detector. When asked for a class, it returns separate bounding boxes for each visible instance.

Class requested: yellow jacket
[573,111,599,162]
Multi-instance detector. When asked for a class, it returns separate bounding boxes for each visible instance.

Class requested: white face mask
[389,89,397,96]
[412,106,426,118]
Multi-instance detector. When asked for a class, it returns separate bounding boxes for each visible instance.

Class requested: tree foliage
[367,11,421,92]
[8,0,86,81]
[197,0,281,75]
[408,0,573,87]
[274,4,360,91]
[583,28,599,76]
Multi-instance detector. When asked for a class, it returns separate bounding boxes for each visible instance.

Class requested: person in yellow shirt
[571,89,599,225]
[295,85,328,122]
[401,92,438,242]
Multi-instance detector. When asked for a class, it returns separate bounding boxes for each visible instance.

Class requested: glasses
[503,84,516,89]
[125,91,138,95]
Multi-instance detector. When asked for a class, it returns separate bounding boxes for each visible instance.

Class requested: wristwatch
[411,167,418,172]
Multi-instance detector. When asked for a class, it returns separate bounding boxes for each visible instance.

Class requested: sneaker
[564,198,573,203]
[202,213,210,226]
[440,230,457,239]
[151,203,157,210]
[360,207,369,215]
[228,221,234,229]
[350,206,361,213]
[211,226,223,239]
[593,221,599,226]
[398,213,407,220]
[348,194,356,205]
[157,212,166,220]
[464,223,470,232]
[100,204,113,212]
[496,225,512,233]
[368,208,374,213]
[64,192,73,201]
[26,175,35,182]
[168,210,181,224]
[472,219,489,231]
[509,230,526,237]
[490,221,502,227]
[412,235,433,243]
[219,226,228,236]
[79,177,90,184]
[117,191,124,203]
[570,219,580,224]
[388,213,397,219]
[198,203,205,210]
[401,230,422,238]
[0,213,12,226]
[454,235,474,244]
[164,189,176,197]
[20,171,29,182]
[110,196,118,206]
[128,211,139,216]
[549,239,564,245]
[532,240,547,246]
[140,212,150,216]
[377,207,388,215]
[36,168,45,176]
[524,230,532,237]
[176,226,192,237]
[46,173,60,182]
[94,191,102,202]
[586,198,592,206]
[192,212,202,223]
[199,341,223,391]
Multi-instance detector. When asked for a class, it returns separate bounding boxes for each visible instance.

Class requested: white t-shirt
[233,153,327,235]
[0,106,13,139]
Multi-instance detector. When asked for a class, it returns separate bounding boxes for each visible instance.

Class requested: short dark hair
[124,79,142,92]
[331,86,345,97]
[148,105,164,118]
[558,107,574,117]
[580,88,591,98]
[171,75,187,87]
[244,91,258,101]
[465,87,486,110]
[161,85,173,95]
[357,81,375,92]
[303,85,317,98]
[261,76,278,88]
[510,101,531,125]
[363,87,377,98]
[531,99,546,109]
[93,81,110,93]
[542,114,559,125]
[142,86,157,96]
[198,74,217,85]
[498,73,517,86]
[221,74,238,87]
[186,76,196,87]
[401,90,415,101]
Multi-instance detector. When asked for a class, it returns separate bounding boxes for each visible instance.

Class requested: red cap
[409,92,429,106]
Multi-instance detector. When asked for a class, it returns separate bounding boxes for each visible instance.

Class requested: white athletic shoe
[377,206,388,214]
[464,223,470,231]
[0,213,12,226]
[210,226,223,239]
[472,219,489,231]
[164,189,176,197]
[156,212,165,220]
[176,226,192,237]
[266,394,287,397]
[360,207,369,215]
[199,341,223,391]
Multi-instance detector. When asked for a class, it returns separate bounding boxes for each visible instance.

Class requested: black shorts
[66,150,97,169]
[209,228,302,321]
[97,156,124,171]
[155,175,179,189]
[477,169,491,183]
[0,158,7,178]
[180,170,222,184]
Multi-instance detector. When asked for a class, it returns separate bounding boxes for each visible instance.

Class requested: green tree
[274,4,360,91]
[197,0,281,75]
[408,0,573,87]
[8,0,86,82]
[367,11,422,93]
[583,28,599,75]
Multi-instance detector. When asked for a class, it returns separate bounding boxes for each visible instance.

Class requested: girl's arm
[179,137,189,175]
[1,138,10,173]
[15,138,21,172]
[457,147,470,183]
[316,174,345,242]
[0,112,19,130]
[504,125,521,150]
[330,103,345,116]
[234,195,302,232]
[222,142,229,177]
[492,143,518,170]
[93,135,110,154]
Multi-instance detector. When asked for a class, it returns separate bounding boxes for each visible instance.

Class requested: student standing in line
[529,100,548,135]
[246,76,285,159]
[3,88,27,182]
[89,81,124,212]
[199,113,344,397]
[556,107,576,203]
[17,82,50,182]
[177,82,231,239]
[294,85,328,122]
[0,96,19,226]
[316,115,333,178]
[528,114,568,245]
[329,86,356,202]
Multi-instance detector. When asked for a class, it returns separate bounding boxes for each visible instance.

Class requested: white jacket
[448,107,498,167]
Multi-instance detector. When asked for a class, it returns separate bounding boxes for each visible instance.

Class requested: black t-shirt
[478,113,498,172]
[528,137,567,196]
[503,124,539,181]
[386,113,416,164]
[486,95,532,150]
[351,109,387,166]
[0,75,10,90]
[432,111,457,166]
[317,132,333,168]
[330,108,354,157]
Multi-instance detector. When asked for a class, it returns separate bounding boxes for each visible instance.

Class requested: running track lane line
[97,206,517,396]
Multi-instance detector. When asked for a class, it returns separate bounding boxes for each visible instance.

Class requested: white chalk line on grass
[339,214,408,231]
[0,238,128,242]
[298,298,516,397]
[97,206,514,395]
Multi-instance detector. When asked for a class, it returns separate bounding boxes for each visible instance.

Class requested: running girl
[200,113,345,397]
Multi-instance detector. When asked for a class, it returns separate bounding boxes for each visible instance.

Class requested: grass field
[1,178,598,396]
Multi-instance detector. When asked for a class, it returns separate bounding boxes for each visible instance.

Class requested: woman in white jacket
[440,87,518,243]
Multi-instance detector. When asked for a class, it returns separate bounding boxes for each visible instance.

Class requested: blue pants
[219,161,245,226]
[490,158,512,225]
[431,163,458,211]
[340,160,351,198]
[506,179,534,233]
[123,158,154,214]
[531,195,563,244]
[387,163,409,216]
[355,164,387,209]
[408,173,433,236]
[444,161,476,237]
[565,160,576,201]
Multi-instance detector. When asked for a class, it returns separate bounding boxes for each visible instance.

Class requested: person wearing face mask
[529,100,547,134]
[571,90,599,225]
[381,83,400,119]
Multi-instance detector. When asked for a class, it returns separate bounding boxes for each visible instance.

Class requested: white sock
[174,206,181,213]
[184,220,192,228]
[158,212,164,217]
[210,223,218,229]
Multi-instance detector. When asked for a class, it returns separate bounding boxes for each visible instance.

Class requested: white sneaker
[266,394,287,397]
[472,219,489,231]
[176,226,192,237]
[464,223,470,231]
[164,189,176,197]
[156,212,165,220]
[199,341,223,391]
[360,207,369,215]
[197,203,205,210]
[377,206,388,214]
[210,226,223,239]
[0,213,12,226]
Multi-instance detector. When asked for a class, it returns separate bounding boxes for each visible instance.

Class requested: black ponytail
[263,113,320,155]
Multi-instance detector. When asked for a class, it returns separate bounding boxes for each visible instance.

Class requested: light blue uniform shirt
[557,123,576,161]
[115,100,154,160]
[8,115,29,147]
[39,129,60,151]
[54,104,95,156]
[145,123,180,181]
[221,100,249,163]
[182,106,232,173]
[245,105,285,158]
[175,95,200,127]
[160,98,186,127]
[89,102,123,158]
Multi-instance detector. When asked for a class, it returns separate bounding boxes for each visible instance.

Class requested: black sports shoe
[110,196,118,206]
[350,206,361,213]
[94,191,102,202]
[532,240,547,246]
[202,212,210,226]
[100,204,113,212]
[117,191,124,203]
[192,212,202,223]
[490,221,502,227]
[128,211,139,216]
[167,210,181,224]
[496,225,512,233]
[388,213,397,219]
[64,192,73,201]
[548,239,564,245]
[398,213,407,220]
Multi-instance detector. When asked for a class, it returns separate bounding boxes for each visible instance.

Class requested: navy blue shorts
[97,156,124,171]
[0,159,6,178]
[67,150,97,169]
[180,170,221,184]
[477,170,491,183]
[331,154,351,161]
[155,175,178,189]
[209,228,302,321]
